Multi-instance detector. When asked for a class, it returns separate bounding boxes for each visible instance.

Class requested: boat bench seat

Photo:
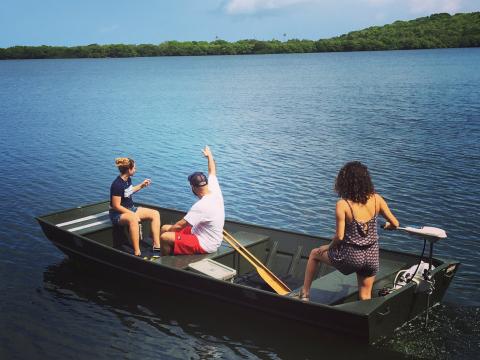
[307,258,407,305]
[154,231,270,271]
[56,211,112,235]
[57,210,144,237]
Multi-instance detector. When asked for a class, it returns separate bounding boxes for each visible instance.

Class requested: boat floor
[119,233,405,306]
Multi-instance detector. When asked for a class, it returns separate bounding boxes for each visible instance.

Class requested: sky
[0,0,479,47]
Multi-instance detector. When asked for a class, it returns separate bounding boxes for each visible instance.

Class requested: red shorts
[174,226,207,255]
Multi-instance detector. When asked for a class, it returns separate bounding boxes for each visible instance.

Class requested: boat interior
[42,202,439,306]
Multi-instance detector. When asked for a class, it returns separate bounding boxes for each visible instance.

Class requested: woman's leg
[356,274,375,300]
[302,244,332,298]
[136,207,161,248]
[118,212,141,256]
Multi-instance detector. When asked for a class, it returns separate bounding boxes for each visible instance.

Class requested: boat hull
[37,201,459,344]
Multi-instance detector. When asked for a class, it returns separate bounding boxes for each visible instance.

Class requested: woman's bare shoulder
[373,193,387,205]
[336,198,348,209]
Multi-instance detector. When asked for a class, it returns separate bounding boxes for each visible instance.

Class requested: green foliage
[1,12,478,59]
[315,12,480,52]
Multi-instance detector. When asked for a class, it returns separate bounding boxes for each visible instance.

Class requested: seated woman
[301,161,399,301]
[109,157,161,257]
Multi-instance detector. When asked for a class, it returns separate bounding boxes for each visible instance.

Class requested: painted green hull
[36,201,459,344]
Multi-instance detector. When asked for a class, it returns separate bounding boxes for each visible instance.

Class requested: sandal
[298,288,310,302]
[289,288,310,302]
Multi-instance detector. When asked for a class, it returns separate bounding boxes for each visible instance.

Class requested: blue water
[0,49,479,359]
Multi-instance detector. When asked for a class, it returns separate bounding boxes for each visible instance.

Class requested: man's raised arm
[202,145,216,177]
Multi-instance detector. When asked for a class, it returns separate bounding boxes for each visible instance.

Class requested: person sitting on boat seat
[160,146,225,256]
[300,161,400,301]
[110,157,161,257]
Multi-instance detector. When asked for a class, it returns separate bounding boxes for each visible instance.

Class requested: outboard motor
[381,224,447,327]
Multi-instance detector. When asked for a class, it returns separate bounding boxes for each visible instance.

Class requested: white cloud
[224,0,466,16]
[364,0,464,14]
[224,0,312,15]
[407,0,462,14]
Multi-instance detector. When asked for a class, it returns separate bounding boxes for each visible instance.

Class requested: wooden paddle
[222,229,292,295]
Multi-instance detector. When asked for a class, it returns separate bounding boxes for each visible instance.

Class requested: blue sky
[1,0,479,47]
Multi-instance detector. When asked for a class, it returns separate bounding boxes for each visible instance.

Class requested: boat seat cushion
[307,258,407,305]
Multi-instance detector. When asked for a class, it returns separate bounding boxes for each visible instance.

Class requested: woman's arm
[331,200,346,247]
[377,194,400,229]
[133,179,151,193]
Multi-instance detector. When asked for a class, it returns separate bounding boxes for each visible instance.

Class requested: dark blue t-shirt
[110,176,134,209]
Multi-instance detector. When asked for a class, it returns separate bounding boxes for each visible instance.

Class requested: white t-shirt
[184,175,225,253]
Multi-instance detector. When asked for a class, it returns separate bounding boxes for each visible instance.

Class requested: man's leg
[161,224,174,234]
[160,231,175,255]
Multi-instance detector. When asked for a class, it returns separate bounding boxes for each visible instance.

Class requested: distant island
[1,12,479,60]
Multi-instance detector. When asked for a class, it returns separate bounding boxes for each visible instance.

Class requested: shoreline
[0,46,478,61]
[1,12,478,60]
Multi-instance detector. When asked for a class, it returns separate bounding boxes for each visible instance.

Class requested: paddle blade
[257,268,290,296]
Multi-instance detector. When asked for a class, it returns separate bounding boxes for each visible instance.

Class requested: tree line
[1,12,478,60]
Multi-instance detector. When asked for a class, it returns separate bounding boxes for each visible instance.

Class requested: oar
[383,222,447,241]
[222,229,292,295]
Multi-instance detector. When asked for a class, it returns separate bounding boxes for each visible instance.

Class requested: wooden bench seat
[306,258,407,305]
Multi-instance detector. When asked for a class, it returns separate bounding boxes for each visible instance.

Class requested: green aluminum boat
[36,201,459,344]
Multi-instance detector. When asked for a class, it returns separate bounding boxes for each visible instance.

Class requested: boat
[36,200,459,344]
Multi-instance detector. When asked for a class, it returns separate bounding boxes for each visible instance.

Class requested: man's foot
[152,247,161,258]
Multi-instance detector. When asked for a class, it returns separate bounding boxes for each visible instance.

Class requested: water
[0,49,479,359]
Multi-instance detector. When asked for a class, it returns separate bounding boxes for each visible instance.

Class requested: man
[160,146,225,255]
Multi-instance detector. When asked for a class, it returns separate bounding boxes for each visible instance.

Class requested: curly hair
[115,157,135,174]
[334,161,375,204]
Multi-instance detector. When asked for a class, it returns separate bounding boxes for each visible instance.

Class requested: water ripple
[1,49,479,358]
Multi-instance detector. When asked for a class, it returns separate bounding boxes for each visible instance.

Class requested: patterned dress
[327,197,380,277]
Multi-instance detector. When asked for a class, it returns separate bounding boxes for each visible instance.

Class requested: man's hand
[202,145,212,158]
[202,145,216,176]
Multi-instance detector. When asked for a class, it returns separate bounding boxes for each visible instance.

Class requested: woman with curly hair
[300,161,399,301]
[110,157,161,257]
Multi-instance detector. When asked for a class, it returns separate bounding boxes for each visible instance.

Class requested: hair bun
[115,157,130,167]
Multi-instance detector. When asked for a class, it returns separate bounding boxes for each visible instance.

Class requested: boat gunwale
[35,199,458,263]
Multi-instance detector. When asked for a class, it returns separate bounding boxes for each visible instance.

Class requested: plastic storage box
[188,258,237,281]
